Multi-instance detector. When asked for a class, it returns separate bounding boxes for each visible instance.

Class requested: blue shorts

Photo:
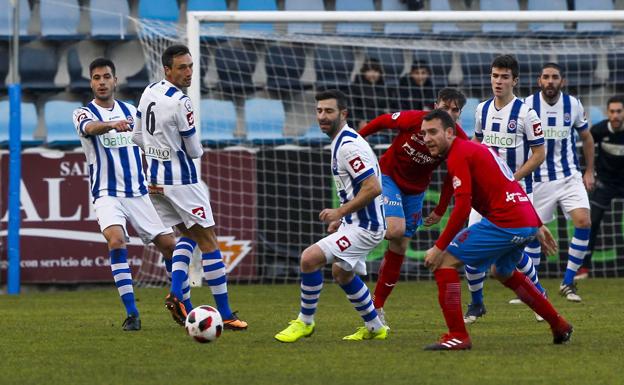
[382,174,425,238]
[446,218,538,277]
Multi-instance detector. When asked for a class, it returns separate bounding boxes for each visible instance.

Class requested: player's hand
[319,208,343,224]
[536,225,558,256]
[583,171,595,192]
[110,119,132,132]
[424,211,442,227]
[327,220,341,233]
[424,245,443,272]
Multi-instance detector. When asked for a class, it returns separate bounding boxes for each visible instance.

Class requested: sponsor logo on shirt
[348,156,365,173]
[145,145,171,161]
[533,122,543,136]
[452,176,461,189]
[391,112,401,120]
[482,131,516,148]
[542,126,570,140]
[336,235,352,252]
[402,142,436,164]
[186,112,195,127]
[100,132,134,148]
[505,191,529,203]
[192,206,206,219]
[410,131,425,145]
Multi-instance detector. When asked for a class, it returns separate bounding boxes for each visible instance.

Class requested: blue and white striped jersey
[524,92,588,182]
[331,125,385,232]
[474,96,545,193]
[136,79,199,185]
[73,100,147,201]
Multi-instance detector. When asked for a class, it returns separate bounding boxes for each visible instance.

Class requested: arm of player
[579,129,595,191]
[132,110,145,149]
[513,144,545,181]
[319,175,381,223]
[424,172,454,226]
[434,193,471,250]
[537,225,558,256]
[84,120,132,135]
[514,109,545,181]
[175,97,203,158]
[358,111,424,137]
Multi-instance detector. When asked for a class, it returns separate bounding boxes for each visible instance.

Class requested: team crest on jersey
[336,236,351,252]
[533,122,543,136]
[184,98,193,112]
[564,112,571,125]
[186,112,195,127]
[348,157,365,173]
[507,119,517,131]
[126,115,134,125]
[391,112,401,120]
[76,112,88,123]
[192,206,206,219]
[452,176,462,189]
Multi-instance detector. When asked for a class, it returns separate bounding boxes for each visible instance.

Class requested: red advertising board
[0,149,257,283]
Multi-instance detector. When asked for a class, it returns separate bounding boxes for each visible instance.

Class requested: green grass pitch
[1,278,623,385]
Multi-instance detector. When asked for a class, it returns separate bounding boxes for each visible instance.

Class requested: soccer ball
[185,305,223,343]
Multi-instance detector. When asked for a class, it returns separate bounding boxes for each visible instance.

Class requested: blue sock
[182,276,193,312]
[517,252,545,294]
[110,248,138,317]
[465,265,485,305]
[297,270,323,324]
[563,228,590,285]
[524,239,542,272]
[164,258,172,281]
[202,249,233,319]
[171,237,195,299]
[340,275,383,331]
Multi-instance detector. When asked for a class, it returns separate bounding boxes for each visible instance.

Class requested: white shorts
[468,192,533,226]
[149,182,216,229]
[316,223,385,276]
[93,195,173,244]
[533,173,590,223]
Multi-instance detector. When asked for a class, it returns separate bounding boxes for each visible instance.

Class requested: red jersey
[435,138,542,250]
[359,110,468,195]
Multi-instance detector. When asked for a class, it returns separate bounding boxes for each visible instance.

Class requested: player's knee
[331,265,353,285]
[300,255,317,273]
[107,237,126,250]
[576,217,591,229]
[385,224,405,241]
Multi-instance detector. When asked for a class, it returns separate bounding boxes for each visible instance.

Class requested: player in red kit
[358,88,468,325]
[421,109,572,350]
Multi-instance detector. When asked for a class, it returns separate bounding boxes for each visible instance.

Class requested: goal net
[133,11,624,284]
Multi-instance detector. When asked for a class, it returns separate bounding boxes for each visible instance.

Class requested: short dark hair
[437,88,467,110]
[162,44,191,69]
[541,62,564,77]
[491,54,519,79]
[410,60,430,73]
[361,58,383,75]
[423,109,456,134]
[315,89,348,111]
[89,58,116,77]
[607,95,624,107]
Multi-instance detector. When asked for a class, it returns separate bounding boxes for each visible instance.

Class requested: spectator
[398,61,436,111]
[350,59,393,130]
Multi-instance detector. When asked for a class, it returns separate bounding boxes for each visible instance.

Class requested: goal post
[130,10,624,284]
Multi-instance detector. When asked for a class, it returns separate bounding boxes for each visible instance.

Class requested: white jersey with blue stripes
[331,125,385,232]
[524,92,588,182]
[72,100,147,201]
[474,96,545,193]
[136,79,199,185]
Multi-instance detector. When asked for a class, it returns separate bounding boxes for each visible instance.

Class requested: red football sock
[373,250,405,308]
[502,270,561,326]
[435,268,468,338]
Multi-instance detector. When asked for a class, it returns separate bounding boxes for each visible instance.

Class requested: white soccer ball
[185,305,223,343]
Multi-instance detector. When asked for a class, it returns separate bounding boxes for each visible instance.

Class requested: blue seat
[265,44,306,94]
[90,0,131,40]
[382,0,420,35]
[365,47,405,86]
[588,105,606,126]
[188,0,227,37]
[121,65,150,93]
[460,52,499,93]
[414,50,452,88]
[244,98,288,144]
[200,98,239,146]
[557,54,597,88]
[459,97,480,139]
[67,48,91,93]
[285,0,324,34]
[44,100,82,147]
[238,0,277,33]
[138,0,179,22]
[0,101,41,147]
[335,0,374,35]
[0,0,31,39]
[297,123,330,146]
[214,43,258,97]
[314,46,355,90]
[40,0,84,40]
[19,46,63,92]
[576,0,613,32]
[527,0,566,32]
[480,0,518,33]
[431,0,460,33]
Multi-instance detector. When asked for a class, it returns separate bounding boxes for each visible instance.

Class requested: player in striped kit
[275,90,388,342]
[73,58,177,331]
[524,63,594,302]
[463,54,546,323]
[133,45,247,330]
[421,109,571,351]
